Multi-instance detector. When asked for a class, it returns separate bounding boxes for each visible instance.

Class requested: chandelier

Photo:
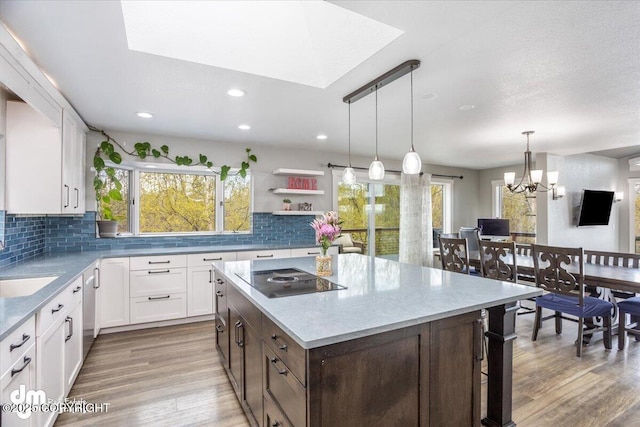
[504,131,559,197]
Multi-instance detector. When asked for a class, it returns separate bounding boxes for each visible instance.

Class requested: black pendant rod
[343,59,421,104]
[327,163,463,180]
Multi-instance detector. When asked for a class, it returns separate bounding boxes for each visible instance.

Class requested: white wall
[616,155,640,252]
[85,130,480,226]
[536,153,619,250]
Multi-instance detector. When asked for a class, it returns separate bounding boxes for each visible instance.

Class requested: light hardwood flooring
[55,315,640,427]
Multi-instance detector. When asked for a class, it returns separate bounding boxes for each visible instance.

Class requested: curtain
[399,172,433,267]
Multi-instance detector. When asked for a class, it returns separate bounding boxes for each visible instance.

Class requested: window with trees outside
[102,166,251,235]
[493,182,536,243]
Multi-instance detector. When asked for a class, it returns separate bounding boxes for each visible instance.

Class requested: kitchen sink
[0,276,59,298]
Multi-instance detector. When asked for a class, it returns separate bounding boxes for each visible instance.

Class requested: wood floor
[55,314,640,427]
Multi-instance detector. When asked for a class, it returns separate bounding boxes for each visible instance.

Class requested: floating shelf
[272,168,325,176]
[271,188,324,195]
[272,211,324,216]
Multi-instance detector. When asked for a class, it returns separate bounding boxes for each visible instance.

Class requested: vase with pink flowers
[310,211,342,276]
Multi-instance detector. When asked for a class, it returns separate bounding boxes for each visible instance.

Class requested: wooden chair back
[438,236,470,274]
[479,240,518,282]
[584,250,640,268]
[532,244,585,304]
[516,243,532,257]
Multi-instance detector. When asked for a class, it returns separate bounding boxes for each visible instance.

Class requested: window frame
[105,162,252,236]
[628,178,640,253]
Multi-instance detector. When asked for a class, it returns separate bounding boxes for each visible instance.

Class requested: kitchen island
[213,254,542,427]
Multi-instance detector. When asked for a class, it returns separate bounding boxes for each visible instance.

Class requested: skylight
[120,1,403,88]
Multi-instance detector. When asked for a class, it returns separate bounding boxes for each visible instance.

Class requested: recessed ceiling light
[459,105,475,111]
[421,92,438,100]
[136,112,154,118]
[238,124,251,130]
[227,89,246,97]
[316,134,328,140]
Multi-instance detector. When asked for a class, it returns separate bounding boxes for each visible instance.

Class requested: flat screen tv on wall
[477,218,510,237]
[577,190,614,226]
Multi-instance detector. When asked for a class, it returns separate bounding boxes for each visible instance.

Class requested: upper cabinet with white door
[1,23,87,215]
[5,102,86,214]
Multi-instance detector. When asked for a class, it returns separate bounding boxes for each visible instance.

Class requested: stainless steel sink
[0,276,59,298]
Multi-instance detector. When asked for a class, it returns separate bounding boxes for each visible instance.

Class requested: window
[492,180,536,243]
[430,178,452,235]
[632,180,640,254]
[103,165,251,235]
[98,168,131,233]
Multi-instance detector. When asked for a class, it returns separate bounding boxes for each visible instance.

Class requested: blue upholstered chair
[531,244,613,357]
[617,297,640,350]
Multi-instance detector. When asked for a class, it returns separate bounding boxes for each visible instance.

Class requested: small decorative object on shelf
[282,199,292,211]
[299,202,312,211]
[310,211,342,276]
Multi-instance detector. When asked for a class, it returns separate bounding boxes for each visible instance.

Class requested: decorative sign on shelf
[299,202,313,211]
[288,177,318,190]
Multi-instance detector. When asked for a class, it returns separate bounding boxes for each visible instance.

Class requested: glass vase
[315,255,332,277]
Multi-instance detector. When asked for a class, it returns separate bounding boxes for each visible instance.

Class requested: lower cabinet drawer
[1,315,35,377]
[1,343,36,426]
[264,395,293,427]
[130,293,187,324]
[130,268,187,297]
[263,345,306,427]
[262,315,306,386]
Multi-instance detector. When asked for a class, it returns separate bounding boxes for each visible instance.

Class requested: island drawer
[264,395,293,427]
[1,315,35,377]
[187,252,236,267]
[263,345,306,427]
[262,315,306,386]
[130,254,187,270]
[228,285,261,333]
[130,268,187,297]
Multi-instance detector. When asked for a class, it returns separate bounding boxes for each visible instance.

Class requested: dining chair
[617,296,640,350]
[478,240,517,282]
[459,227,481,252]
[438,236,470,274]
[531,244,613,357]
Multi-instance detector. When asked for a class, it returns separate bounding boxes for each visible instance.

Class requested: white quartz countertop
[214,254,543,349]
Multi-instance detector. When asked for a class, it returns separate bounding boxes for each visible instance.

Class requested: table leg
[482,302,519,427]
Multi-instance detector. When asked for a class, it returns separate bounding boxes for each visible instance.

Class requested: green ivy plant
[88,125,257,221]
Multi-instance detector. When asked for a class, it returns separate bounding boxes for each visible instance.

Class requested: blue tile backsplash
[0,211,316,268]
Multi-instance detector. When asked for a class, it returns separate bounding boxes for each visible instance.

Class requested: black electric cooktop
[236,268,346,299]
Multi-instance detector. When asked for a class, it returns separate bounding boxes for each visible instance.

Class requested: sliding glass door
[336,178,400,258]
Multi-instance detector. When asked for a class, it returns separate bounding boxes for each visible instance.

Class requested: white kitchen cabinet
[187,252,236,317]
[129,255,187,323]
[61,110,86,214]
[0,343,36,427]
[5,102,85,214]
[1,315,35,378]
[37,313,65,427]
[99,258,130,328]
[64,284,83,394]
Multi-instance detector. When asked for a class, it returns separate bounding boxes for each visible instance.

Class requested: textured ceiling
[0,1,638,169]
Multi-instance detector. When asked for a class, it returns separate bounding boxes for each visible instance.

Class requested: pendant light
[369,87,385,180]
[402,69,422,174]
[342,101,356,184]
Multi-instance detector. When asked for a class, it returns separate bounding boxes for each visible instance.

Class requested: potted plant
[282,198,292,211]
[89,125,257,237]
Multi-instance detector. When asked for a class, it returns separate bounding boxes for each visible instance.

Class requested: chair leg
[603,315,612,350]
[576,317,584,357]
[532,306,542,341]
[555,311,562,334]
[619,310,627,350]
